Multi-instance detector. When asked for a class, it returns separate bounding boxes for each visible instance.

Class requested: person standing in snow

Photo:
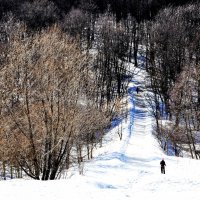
[160,158,166,174]
[136,87,139,94]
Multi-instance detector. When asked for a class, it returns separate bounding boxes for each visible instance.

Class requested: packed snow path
[1,67,200,200]
[83,67,200,198]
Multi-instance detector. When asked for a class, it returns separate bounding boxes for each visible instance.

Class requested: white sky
[1,65,200,200]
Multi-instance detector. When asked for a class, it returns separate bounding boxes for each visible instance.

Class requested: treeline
[0,18,131,180]
[0,0,198,26]
[0,1,132,180]
[146,3,200,158]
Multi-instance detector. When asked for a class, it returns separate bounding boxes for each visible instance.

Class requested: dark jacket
[160,160,166,167]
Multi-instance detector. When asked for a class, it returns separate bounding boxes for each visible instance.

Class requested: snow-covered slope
[1,66,200,200]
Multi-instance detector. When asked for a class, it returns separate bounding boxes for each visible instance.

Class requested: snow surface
[1,66,200,200]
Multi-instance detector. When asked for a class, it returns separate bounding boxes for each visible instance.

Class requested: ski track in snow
[1,65,200,200]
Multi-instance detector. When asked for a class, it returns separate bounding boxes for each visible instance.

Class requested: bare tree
[145,3,200,157]
[94,14,131,107]
[0,22,113,179]
[17,0,60,30]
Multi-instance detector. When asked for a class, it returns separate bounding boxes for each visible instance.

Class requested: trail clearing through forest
[1,66,200,200]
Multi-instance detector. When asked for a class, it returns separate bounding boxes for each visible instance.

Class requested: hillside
[1,65,200,200]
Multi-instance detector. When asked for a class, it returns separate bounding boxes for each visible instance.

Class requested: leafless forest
[0,0,199,180]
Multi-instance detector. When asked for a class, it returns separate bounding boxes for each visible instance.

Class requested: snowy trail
[1,67,200,200]
[122,68,200,197]
[83,66,200,198]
